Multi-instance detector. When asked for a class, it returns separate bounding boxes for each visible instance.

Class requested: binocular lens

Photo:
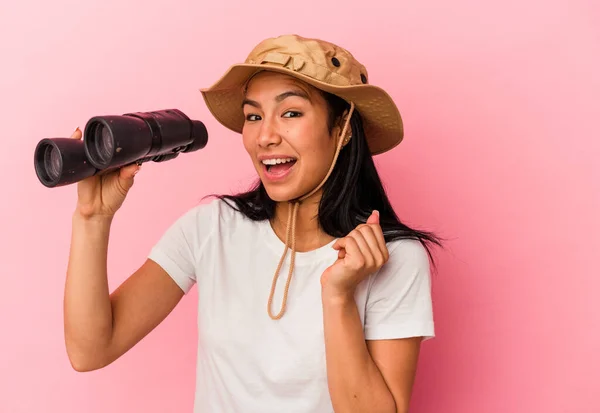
[45,144,61,182]
[36,141,62,184]
[90,123,114,166]
[34,137,98,188]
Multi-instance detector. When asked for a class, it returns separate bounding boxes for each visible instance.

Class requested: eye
[282,111,302,118]
[245,114,261,121]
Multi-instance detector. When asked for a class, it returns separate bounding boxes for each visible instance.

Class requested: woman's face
[241,71,341,202]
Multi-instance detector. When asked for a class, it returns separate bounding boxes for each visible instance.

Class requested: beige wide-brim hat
[200,34,404,155]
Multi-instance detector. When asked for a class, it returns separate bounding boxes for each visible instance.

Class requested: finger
[341,236,365,269]
[121,162,141,178]
[373,228,388,262]
[117,163,141,192]
[348,230,374,268]
[332,239,347,259]
[333,237,361,259]
[366,210,379,225]
[363,211,388,262]
[357,225,386,266]
[70,127,82,140]
[358,226,387,267]
[364,221,388,263]
[332,236,347,251]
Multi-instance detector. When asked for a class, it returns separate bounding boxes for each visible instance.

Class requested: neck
[270,191,335,252]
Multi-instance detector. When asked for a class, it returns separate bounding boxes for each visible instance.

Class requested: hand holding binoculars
[34,109,208,188]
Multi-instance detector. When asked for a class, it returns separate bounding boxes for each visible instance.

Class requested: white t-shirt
[148,198,435,413]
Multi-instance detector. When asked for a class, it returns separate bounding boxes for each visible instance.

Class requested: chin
[262,184,302,203]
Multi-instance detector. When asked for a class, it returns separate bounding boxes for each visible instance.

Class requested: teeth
[261,158,295,165]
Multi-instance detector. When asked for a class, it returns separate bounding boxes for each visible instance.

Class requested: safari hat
[200,34,404,155]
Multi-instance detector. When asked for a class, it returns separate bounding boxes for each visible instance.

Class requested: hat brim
[200,64,404,155]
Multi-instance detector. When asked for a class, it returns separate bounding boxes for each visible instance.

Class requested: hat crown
[245,34,369,87]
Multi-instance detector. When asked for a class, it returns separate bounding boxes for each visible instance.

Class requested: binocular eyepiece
[34,108,208,188]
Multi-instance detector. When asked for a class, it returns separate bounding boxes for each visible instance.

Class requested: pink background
[1,0,598,412]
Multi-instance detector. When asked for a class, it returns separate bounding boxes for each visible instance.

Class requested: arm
[321,288,399,413]
[321,211,434,412]
[366,337,422,413]
[64,212,184,372]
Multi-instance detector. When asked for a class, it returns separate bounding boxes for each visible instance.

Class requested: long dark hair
[209,91,444,270]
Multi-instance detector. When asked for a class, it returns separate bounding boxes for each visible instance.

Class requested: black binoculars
[34,109,208,188]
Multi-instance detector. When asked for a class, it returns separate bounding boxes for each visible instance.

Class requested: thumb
[70,127,82,140]
[367,210,379,225]
[118,162,141,191]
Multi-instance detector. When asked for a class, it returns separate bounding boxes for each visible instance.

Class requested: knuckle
[383,246,390,259]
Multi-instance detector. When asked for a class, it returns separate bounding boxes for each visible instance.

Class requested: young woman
[63,34,443,413]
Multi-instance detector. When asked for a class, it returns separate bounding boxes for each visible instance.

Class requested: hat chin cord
[267,102,355,320]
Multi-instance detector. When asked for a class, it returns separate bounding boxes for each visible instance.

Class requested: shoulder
[367,238,432,297]
[364,238,435,340]
[172,196,260,241]
[384,238,432,272]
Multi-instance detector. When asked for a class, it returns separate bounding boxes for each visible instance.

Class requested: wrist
[72,209,114,226]
[321,282,355,306]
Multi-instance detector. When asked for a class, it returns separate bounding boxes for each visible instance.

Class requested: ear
[338,108,351,127]
[336,108,352,147]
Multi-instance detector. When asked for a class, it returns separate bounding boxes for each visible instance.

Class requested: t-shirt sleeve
[364,239,435,341]
[147,200,217,294]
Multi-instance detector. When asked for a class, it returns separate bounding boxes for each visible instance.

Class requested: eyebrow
[241,90,311,109]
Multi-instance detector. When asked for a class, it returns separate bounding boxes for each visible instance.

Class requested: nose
[257,116,282,148]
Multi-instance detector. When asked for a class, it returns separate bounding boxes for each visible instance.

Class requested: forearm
[321,287,396,413]
[63,212,114,369]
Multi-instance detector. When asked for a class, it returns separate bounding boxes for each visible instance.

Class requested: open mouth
[262,157,297,177]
